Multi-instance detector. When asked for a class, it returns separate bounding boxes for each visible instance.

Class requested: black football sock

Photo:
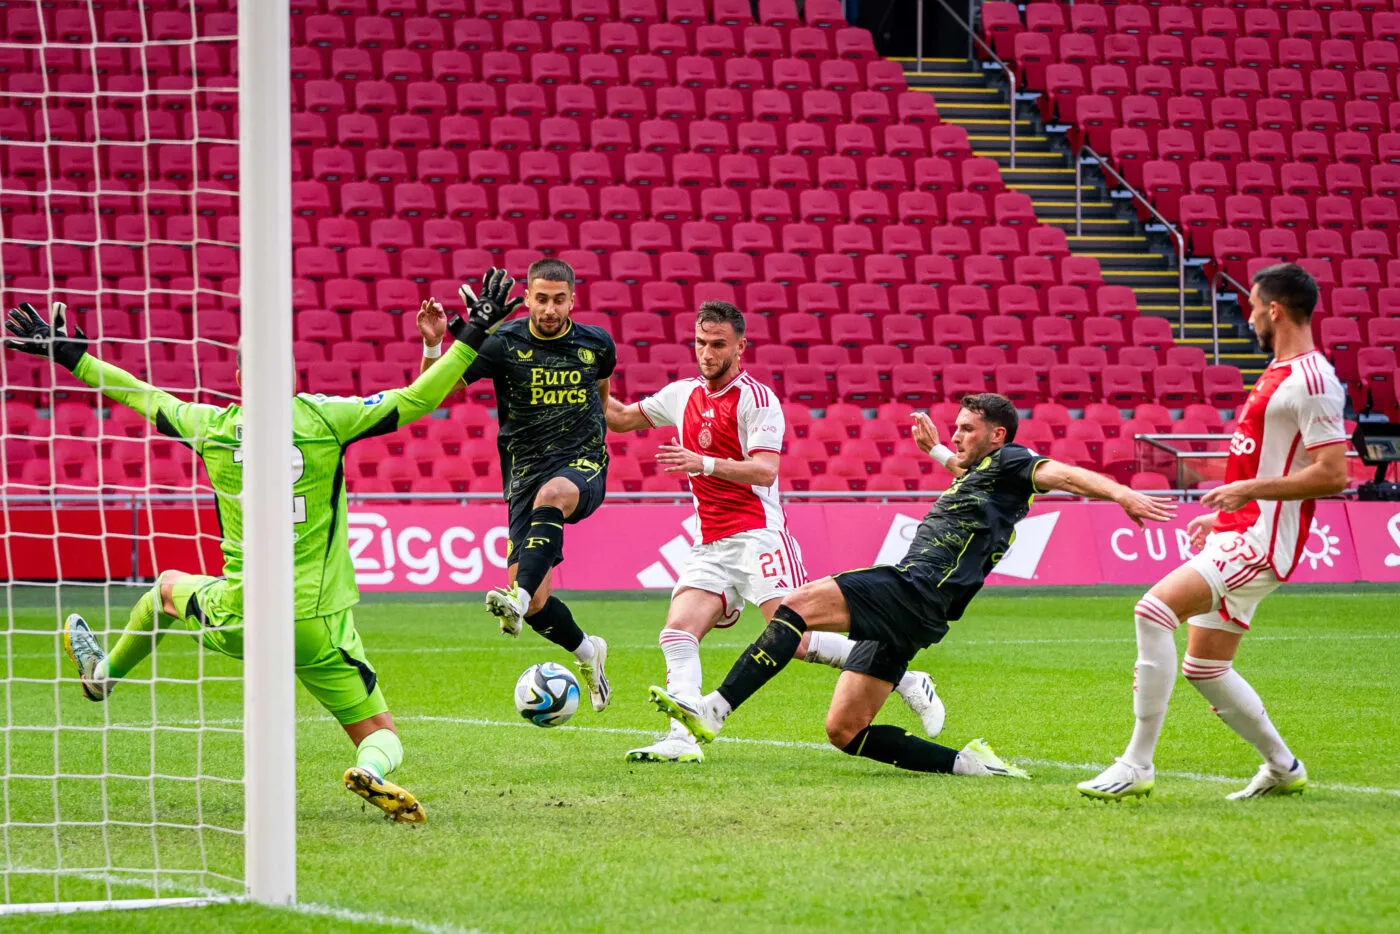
[841,724,959,773]
[525,596,586,654]
[514,506,565,597]
[715,605,807,710]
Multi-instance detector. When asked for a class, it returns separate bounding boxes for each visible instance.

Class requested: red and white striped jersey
[639,371,786,544]
[1215,350,1347,579]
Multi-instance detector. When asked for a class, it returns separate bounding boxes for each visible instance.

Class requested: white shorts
[673,527,808,626]
[1183,530,1281,632]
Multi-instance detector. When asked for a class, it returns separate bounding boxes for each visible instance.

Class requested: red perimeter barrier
[5,501,1400,590]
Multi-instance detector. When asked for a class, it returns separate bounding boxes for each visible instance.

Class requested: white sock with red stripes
[1123,594,1180,770]
[801,631,921,695]
[1183,655,1295,772]
[659,628,702,740]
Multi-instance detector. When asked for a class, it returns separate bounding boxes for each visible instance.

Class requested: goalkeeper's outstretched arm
[4,301,215,441]
[308,274,517,445]
[418,267,520,385]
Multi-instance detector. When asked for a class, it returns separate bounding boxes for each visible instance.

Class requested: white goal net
[0,0,293,913]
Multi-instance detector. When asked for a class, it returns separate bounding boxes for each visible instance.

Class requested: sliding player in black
[651,393,1176,776]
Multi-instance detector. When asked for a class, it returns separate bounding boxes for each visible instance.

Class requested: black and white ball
[514,662,580,728]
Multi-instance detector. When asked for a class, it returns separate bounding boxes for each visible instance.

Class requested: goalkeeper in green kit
[3,285,514,825]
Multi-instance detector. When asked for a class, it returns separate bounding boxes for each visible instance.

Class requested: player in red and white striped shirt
[607,301,944,763]
[1081,264,1349,802]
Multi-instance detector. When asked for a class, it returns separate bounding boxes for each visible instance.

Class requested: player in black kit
[652,393,1177,775]
[419,259,617,712]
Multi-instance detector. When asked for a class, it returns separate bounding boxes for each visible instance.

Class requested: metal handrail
[1208,268,1253,365]
[922,0,1017,169]
[1075,144,1187,339]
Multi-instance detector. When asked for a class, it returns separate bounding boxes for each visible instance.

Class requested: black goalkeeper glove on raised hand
[447,266,524,350]
[4,301,88,371]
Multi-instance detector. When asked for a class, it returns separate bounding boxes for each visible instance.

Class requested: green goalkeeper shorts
[169,575,388,726]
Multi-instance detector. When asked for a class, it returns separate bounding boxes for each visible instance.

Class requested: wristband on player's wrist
[422,340,442,358]
[930,444,954,467]
[701,456,716,476]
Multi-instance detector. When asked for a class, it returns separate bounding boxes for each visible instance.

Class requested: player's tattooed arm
[911,412,966,477]
[1033,460,1178,528]
[1201,441,1348,509]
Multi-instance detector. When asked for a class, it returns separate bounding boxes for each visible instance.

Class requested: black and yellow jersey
[903,442,1048,618]
[465,317,616,498]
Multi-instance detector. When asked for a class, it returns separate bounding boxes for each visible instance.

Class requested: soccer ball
[514,662,580,728]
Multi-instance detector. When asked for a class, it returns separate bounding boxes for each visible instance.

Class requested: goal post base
[0,895,243,917]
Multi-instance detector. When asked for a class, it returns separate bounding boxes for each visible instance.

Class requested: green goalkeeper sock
[101,587,164,681]
[356,728,403,781]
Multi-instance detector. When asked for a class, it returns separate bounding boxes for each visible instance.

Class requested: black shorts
[506,457,607,567]
[832,563,963,684]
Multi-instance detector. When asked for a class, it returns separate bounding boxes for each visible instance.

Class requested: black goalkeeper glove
[4,301,88,372]
[447,266,524,350]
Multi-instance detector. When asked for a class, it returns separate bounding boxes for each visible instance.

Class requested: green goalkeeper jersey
[71,341,478,619]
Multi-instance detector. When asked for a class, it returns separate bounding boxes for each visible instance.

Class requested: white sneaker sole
[581,636,610,712]
[624,748,704,763]
[484,589,523,637]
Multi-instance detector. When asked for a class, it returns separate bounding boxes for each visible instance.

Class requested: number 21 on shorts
[759,548,789,580]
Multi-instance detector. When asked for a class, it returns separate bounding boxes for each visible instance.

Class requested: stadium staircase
[900,54,1270,388]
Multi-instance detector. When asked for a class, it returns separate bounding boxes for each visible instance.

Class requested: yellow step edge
[905,71,987,78]
[918,87,1000,94]
[942,118,1035,125]
[1009,184,1082,189]
[1069,236,1146,242]
[889,56,969,62]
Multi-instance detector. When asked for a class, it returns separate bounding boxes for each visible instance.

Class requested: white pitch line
[8,867,492,934]
[288,901,492,934]
[62,712,1400,799]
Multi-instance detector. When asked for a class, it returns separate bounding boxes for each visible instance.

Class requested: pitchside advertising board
[4,502,1400,587]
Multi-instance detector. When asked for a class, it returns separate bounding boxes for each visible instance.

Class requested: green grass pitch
[2,588,1398,932]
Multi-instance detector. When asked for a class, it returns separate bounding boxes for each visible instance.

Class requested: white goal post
[238,0,296,910]
[0,0,296,915]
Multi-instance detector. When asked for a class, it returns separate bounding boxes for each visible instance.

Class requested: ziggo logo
[346,512,512,586]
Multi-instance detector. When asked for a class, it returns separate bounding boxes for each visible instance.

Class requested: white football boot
[896,671,946,738]
[576,634,610,712]
[625,723,705,763]
[484,584,529,637]
[953,738,1030,779]
[62,614,111,702]
[648,686,727,743]
[1227,759,1307,800]
[1077,757,1156,801]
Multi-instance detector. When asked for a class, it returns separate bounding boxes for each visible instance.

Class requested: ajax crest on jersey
[514,662,580,727]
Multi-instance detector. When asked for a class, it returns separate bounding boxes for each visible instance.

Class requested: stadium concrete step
[905,70,993,88]
[999,166,1076,185]
[1066,234,1148,253]
[943,117,1037,133]
[1076,251,1169,268]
